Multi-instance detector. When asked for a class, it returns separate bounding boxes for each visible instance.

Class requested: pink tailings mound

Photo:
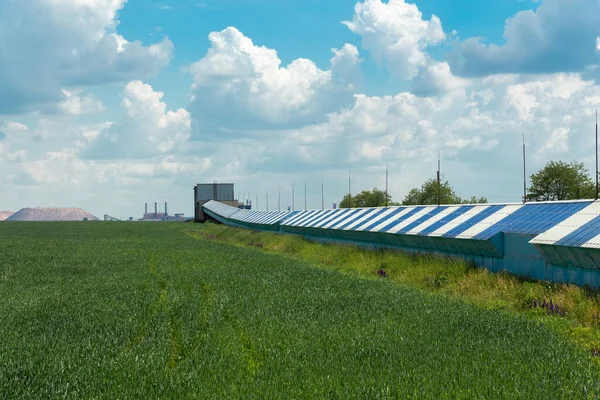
[6,207,98,221]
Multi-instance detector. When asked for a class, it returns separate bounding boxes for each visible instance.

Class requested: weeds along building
[202,199,600,287]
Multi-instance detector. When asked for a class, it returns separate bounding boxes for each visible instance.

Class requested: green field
[1,222,600,398]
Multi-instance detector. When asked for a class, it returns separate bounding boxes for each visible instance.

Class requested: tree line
[339,160,597,207]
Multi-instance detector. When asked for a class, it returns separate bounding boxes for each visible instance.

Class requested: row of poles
[242,163,391,211]
[239,180,326,212]
[240,111,600,210]
[244,160,429,211]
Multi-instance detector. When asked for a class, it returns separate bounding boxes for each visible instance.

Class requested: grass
[0,221,599,398]
[195,222,600,353]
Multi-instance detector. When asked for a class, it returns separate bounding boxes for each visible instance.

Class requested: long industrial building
[202,199,600,287]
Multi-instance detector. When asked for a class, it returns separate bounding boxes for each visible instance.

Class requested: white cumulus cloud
[410,61,469,96]
[56,89,105,115]
[0,0,173,115]
[343,0,446,80]
[186,27,362,134]
[84,81,190,159]
[447,0,600,77]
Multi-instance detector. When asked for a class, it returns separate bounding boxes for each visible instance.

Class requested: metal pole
[266,190,269,211]
[304,181,307,210]
[385,163,389,207]
[278,187,281,212]
[596,110,598,200]
[292,184,295,210]
[256,191,258,210]
[523,132,527,203]
[348,170,352,208]
[437,153,441,206]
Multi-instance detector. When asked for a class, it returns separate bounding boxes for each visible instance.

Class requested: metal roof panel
[443,205,504,238]
[530,202,600,246]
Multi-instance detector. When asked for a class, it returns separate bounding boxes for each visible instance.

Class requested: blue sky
[116,0,537,106]
[1,0,599,219]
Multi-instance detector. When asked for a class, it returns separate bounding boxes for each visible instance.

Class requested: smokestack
[165,202,168,216]
[145,203,147,214]
[154,202,157,217]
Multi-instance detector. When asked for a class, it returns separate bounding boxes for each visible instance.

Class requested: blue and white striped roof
[204,199,600,248]
[203,200,295,225]
[281,201,594,240]
[529,201,600,249]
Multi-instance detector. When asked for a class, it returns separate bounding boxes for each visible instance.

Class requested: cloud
[447,0,600,77]
[186,27,361,135]
[505,74,591,121]
[0,120,28,142]
[343,0,446,80]
[56,89,105,115]
[1,121,29,134]
[216,72,600,208]
[536,127,570,160]
[2,2,600,216]
[84,81,191,159]
[0,0,173,115]
[343,0,466,97]
[22,149,208,186]
[2,71,600,216]
[410,61,469,96]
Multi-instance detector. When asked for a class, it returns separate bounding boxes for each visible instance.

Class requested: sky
[1,0,600,219]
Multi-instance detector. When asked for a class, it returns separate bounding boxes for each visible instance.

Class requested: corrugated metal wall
[195,183,235,202]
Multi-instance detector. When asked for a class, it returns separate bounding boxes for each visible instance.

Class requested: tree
[401,179,488,206]
[527,160,595,201]
[461,196,489,205]
[339,187,399,208]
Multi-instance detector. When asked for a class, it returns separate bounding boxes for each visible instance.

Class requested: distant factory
[139,201,185,221]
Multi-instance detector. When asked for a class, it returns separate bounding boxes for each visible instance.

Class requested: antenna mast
[385,163,389,207]
[304,181,307,210]
[437,152,441,206]
[596,110,598,200]
[348,170,352,208]
[523,132,527,203]
[321,179,324,210]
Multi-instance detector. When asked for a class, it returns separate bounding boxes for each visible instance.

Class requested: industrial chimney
[165,202,168,216]
[154,201,157,218]
[145,202,148,215]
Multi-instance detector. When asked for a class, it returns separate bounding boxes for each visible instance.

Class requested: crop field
[1,222,600,398]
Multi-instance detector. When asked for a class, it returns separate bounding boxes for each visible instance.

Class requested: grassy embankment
[1,221,599,398]
[194,222,600,354]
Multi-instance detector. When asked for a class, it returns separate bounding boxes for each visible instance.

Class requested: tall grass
[193,222,600,352]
